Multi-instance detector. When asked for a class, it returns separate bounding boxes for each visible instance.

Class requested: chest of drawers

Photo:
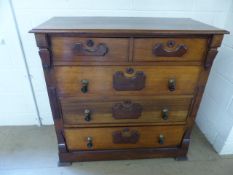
[30,17,228,166]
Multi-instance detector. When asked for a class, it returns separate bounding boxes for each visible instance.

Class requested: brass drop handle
[84,109,91,121]
[168,79,176,91]
[158,134,165,145]
[86,137,93,148]
[162,108,169,120]
[81,79,89,93]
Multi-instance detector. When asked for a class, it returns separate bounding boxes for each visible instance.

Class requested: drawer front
[61,96,192,125]
[64,126,186,150]
[53,66,201,97]
[133,38,208,62]
[51,37,129,62]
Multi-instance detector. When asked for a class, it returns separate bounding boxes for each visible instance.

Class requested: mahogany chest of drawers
[30,17,228,165]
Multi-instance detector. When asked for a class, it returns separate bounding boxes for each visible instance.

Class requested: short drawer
[64,126,186,150]
[133,38,208,62]
[61,96,193,125]
[53,66,202,97]
[51,37,129,62]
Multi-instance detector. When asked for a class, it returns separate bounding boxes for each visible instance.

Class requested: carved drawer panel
[61,96,193,126]
[133,38,208,62]
[64,125,186,150]
[53,66,202,97]
[51,37,129,63]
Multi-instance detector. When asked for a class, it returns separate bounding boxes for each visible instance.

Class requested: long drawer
[53,66,202,97]
[64,125,186,151]
[61,96,193,125]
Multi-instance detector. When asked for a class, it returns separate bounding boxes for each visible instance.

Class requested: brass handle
[81,79,89,93]
[161,108,169,120]
[168,79,176,91]
[86,137,93,148]
[84,109,91,121]
[158,134,165,145]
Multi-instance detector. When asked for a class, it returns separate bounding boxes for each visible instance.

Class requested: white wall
[196,1,233,155]
[1,0,233,154]
[0,0,39,125]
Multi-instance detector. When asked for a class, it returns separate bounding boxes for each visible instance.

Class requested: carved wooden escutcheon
[73,40,108,56]
[153,42,188,57]
[112,128,140,144]
[113,69,146,91]
[112,101,142,119]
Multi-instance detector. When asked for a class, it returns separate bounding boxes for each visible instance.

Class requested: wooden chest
[30,17,228,165]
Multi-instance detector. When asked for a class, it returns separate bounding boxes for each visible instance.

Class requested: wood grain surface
[64,125,186,150]
[134,38,208,62]
[52,66,202,97]
[51,37,129,62]
[30,17,229,35]
[61,96,193,125]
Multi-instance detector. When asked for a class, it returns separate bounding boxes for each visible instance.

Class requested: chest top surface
[30,17,228,35]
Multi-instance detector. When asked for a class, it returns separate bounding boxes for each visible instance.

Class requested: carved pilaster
[47,87,62,120]
[174,128,191,161]
[180,129,191,150]
[204,35,223,69]
[57,129,68,153]
[57,129,72,166]
[39,48,51,68]
[35,33,52,69]
[48,87,69,160]
[35,34,68,163]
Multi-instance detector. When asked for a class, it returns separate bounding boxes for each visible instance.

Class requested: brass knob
[168,79,176,91]
[158,134,164,145]
[84,109,91,121]
[162,108,169,120]
[81,79,89,93]
[86,137,93,148]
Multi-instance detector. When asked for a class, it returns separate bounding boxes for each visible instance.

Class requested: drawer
[53,66,202,97]
[64,126,186,150]
[133,38,208,62]
[51,37,129,62]
[61,96,193,125]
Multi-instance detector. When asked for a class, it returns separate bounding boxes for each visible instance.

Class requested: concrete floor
[0,126,233,175]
